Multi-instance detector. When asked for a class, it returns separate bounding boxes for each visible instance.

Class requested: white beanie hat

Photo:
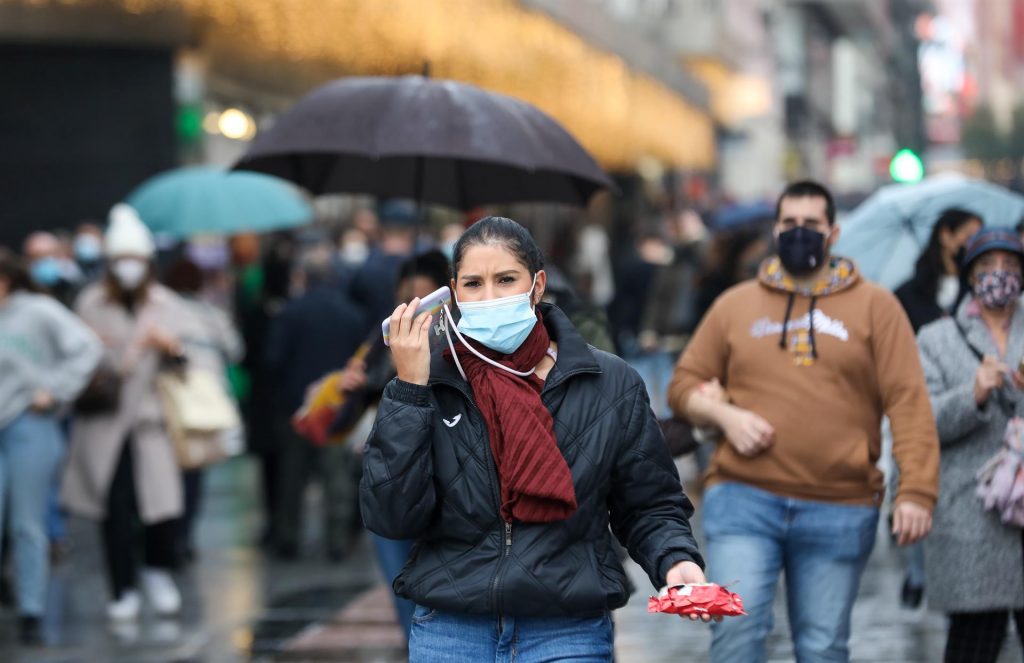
[105,203,155,258]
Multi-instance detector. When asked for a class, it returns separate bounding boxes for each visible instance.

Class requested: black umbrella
[233,75,612,209]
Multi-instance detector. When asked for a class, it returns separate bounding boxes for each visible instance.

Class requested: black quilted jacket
[359,305,703,617]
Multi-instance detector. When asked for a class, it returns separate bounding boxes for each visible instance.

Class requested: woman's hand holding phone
[389,297,433,386]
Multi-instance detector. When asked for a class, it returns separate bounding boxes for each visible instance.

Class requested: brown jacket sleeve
[872,289,940,510]
[668,295,730,419]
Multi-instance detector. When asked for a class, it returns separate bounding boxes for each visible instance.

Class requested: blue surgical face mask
[30,257,62,287]
[454,274,538,355]
[74,235,103,264]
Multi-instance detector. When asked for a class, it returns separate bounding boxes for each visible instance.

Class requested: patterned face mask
[973,269,1023,310]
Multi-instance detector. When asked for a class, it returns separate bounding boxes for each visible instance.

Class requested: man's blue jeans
[703,482,878,663]
[409,606,614,662]
[0,413,64,616]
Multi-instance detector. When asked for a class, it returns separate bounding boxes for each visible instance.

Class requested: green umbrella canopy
[125,166,313,238]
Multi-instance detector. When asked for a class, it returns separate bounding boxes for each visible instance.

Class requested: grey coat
[61,283,193,524]
[917,299,1024,612]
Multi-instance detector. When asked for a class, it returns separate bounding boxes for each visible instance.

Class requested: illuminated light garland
[3,0,716,170]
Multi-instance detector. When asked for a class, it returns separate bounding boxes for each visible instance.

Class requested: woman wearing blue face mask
[0,251,101,645]
[360,216,707,662]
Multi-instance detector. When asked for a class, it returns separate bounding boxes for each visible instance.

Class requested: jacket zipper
[491,520,512,614]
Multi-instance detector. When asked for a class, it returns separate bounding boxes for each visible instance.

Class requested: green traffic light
[890,149,924,183]
[176,104,204,144]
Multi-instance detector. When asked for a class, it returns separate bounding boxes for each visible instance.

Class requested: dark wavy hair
[451,216,544,278]
[398,250,450,289]
[912,208,981,298]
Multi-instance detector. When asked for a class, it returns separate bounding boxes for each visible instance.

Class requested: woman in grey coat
[0,251,101,645]
[917,227,1024,663]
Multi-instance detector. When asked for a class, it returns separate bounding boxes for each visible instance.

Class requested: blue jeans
[626,351,675,419]
[370,533,415,638]
[409,606,614,662]
[703,482,879,663]
[0,413,65,616]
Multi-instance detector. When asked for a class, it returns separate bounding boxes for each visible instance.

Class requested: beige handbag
[157,368,241,469]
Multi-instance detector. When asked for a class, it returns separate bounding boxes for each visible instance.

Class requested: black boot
[19,615,43,646]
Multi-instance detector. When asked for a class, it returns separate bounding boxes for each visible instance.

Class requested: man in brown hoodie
[670,180,939,663]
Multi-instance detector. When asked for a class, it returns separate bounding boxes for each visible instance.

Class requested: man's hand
[718,404,775,457]
[892,501,932,546]
[665,561,721,623]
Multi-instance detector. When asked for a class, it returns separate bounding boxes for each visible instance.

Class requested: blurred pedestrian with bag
[0,250,101,644]
[917,228,1024,663]
[61,205,193,622]
[361,216,706,662]
[164,257,245,562]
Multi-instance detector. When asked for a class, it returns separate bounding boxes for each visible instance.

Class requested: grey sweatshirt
[0,292,102,428]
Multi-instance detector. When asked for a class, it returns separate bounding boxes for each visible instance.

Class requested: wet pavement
[1,456,1021,662]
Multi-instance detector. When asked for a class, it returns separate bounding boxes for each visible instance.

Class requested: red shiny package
[647,583,746,617]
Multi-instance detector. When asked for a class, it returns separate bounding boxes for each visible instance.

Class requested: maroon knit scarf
[445,311,577,523]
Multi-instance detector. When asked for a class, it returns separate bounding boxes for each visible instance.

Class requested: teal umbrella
[125,166,313,237]
[835,174,1024,289]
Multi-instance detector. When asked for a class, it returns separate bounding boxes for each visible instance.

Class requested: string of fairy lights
[5,0,717,171]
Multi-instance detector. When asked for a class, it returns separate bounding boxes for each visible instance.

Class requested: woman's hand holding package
[665,561,722,622]
[389,297,433,386]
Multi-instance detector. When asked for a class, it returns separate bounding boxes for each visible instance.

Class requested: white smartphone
[381,285,452,346]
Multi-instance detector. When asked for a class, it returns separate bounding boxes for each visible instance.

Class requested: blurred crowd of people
[0,180,1021,663]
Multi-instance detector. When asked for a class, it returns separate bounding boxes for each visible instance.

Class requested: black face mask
[777,227,827,276]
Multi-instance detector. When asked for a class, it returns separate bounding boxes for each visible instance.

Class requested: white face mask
[111,259,148,290]
[340,242,369,266]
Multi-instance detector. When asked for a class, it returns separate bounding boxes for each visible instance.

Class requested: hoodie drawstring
[779,293,819,360]
[779,292,796,350]
[808,295,819,359]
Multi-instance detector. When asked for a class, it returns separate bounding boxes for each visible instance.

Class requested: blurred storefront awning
[686,57,773,129]
[1,0,716,173]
